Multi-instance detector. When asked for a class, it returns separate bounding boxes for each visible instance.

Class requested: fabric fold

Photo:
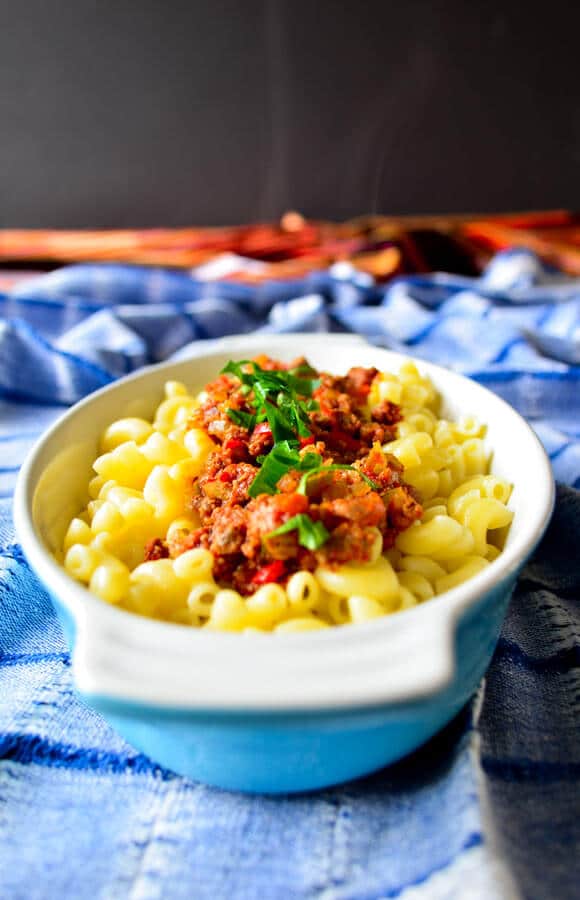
[1,248,579,899]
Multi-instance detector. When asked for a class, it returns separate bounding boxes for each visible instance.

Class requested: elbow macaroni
[61,364,514,632]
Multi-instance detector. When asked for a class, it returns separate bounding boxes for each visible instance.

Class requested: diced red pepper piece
[326,429,360,451]
[253,422,272,436]
[225,438,246,452]
[299,435,315,447]
[219,470,234,482]
[144,538,169,561]
[251,560,286,585]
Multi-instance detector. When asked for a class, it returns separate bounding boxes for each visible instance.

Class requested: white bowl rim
[13,333,555,712]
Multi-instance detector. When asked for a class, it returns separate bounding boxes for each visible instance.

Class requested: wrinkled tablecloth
[1,249,579,899]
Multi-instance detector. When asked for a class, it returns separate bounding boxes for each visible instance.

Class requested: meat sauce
[144,357,422,594]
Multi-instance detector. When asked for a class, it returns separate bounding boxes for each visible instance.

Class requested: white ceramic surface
[14,334,554,712]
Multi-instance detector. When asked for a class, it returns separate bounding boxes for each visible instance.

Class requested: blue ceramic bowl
[14,335,554,793]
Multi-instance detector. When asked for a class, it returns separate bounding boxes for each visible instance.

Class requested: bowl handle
[71,598,458,709]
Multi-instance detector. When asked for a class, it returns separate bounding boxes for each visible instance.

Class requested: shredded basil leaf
[286,374,320,396]
[221,360,254,385]
[248,445,323,498]
[248,440,300,498]
[289,362,318,379]
[297,464,380,495]
[298,451,322,471]
[222,359,332,496]
[221,358,319,448]
[226,408,256,430]
[263,400,297,443]
[221,360,318,401]
[247,362,317,398]
[268,513,330,551]
[277,394,311,438]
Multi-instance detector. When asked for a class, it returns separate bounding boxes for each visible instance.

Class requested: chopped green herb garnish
[221,360,318,399]
[277,393,312,438]
[226,408,257,430]
[221,360,319,444]
[268,514,330,551]
[222,357,321,455]
[248,441,301,498]
[222,359,331,498]
[263,400,298,443]
[288,362,318,378]
[221,360,254,385]
[297,464,380,496]
[248,445,323,498]
[298,451,324,472]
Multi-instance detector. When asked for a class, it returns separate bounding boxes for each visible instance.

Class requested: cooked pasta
[60,358,513,632]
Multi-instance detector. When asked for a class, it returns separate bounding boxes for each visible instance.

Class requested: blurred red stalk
[1,210,578,278]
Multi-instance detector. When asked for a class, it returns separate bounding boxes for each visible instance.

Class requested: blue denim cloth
[1,249,579,899]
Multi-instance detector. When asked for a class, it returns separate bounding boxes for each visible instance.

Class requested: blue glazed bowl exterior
[51,573,518,794]
[16,337,553,795]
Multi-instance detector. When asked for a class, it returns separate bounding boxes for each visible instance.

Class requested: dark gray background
[1,0,578,227]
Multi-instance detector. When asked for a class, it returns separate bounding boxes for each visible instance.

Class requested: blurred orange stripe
[1,211,578,277]
[462,222,580,275]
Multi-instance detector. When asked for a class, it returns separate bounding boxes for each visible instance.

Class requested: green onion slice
[267,514,330,551]
[248,441,300,498]
[222,359,320,445]
[222,359,380,504]
[248,445,322,498]
[221,360,319,399]
[263,400,297,443]
[226,408,257,430]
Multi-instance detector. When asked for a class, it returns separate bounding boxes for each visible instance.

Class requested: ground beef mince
[147,357,422,594]
[192,456,258,523]
[309,371,401,463]
[144,537,169,561]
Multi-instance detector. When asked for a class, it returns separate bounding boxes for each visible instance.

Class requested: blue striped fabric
[1,249,579,899]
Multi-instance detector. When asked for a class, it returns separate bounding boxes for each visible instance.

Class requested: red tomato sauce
[145,357,422,594]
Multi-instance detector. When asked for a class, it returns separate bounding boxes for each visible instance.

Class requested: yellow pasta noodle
[246,584,287,626]
[89,558,130,605]
[207,590,249,631]
[347,595,390,624]
[275,617,329,633]
[286,571,320,613]
[187,581,220,618]
[173,547,214,582]
[395,515,475,560]
[63,517,92,551]
[435,557,490,594]
[58,358,514,632]
[94,441,152,490]
[64,544,103,582]
[397,571,435,603]
[398,555,447,583]
[397,586,419,611]
[315,556,399,606]
[100,417,154,452]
